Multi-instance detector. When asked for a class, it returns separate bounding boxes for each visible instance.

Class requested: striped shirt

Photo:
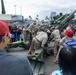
[63,39,76,48]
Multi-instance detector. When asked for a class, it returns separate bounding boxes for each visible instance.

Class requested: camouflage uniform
[23,21,38,42]
[28,31,48,54]
[55,37,67,62]
[51,29,61,56]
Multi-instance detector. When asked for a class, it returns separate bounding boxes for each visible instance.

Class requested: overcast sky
[0,0,76,20]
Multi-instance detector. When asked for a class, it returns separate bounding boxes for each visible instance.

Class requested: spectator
[19,30,24,41]
[0,20,33,75]
[11,25,17,42]
[16,26,22,41]
[54,29,76,63]
[62,29,76,48]
[51,46,76,75]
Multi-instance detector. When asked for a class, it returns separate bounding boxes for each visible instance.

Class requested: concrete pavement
[9,47,59,75]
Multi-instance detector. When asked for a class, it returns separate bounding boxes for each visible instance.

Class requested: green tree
[45,16,49,20]
[28,15,32,19]
[35,15,39,20]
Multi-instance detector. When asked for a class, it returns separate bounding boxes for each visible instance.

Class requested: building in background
[0,14,25,25]
[49,12,56,21]
[49,12,56,25]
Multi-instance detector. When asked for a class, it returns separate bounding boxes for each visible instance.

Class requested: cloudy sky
[0,0,76,20]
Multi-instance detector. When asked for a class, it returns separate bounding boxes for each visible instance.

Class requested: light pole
[14,5,17,15]
[20,6,22,15]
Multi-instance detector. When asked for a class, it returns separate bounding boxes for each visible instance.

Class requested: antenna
[1,0,6,14]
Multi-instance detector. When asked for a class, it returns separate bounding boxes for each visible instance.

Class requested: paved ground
[44,55,58,75]
[9,47,59,75]
[9,36,76,75]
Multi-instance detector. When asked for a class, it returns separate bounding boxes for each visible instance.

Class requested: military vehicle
[1,1,76,74]
[5,10,76,75]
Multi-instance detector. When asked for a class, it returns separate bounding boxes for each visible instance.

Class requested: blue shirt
[0,50,33,75]
[63,39,76,48]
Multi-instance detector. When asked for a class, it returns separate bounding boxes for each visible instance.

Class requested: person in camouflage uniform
[23,20,38,42]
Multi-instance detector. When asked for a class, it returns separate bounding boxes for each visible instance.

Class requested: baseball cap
[63,29,73,37]
[0,20,12,37]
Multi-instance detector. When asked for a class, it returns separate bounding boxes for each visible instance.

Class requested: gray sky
[0,0,76,20]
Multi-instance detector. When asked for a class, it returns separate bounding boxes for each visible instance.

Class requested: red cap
[63,29,73,37]
[0,20,12,37]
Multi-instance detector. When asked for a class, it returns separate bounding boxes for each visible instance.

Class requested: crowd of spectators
[8,24,25,42]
